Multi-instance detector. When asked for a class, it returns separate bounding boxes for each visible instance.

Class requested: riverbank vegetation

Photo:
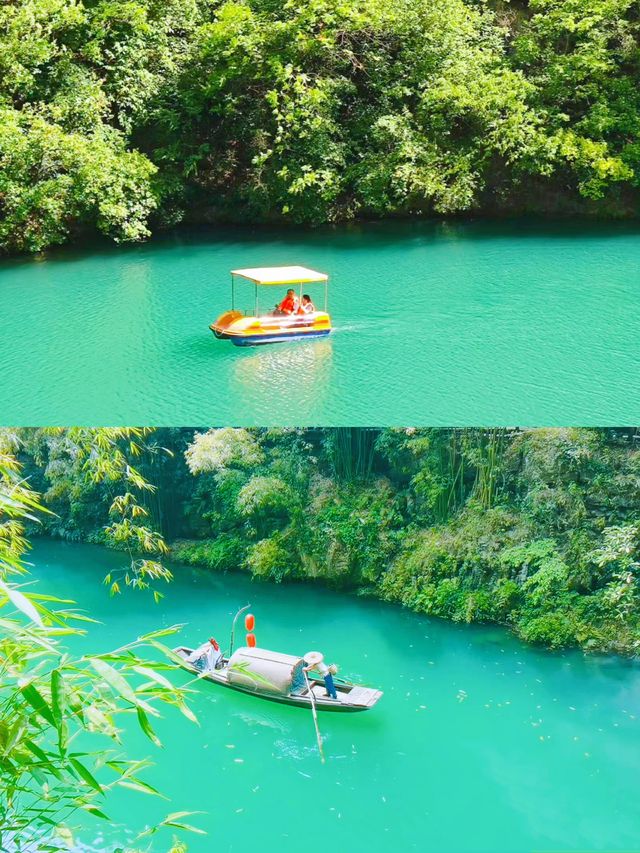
[0,429,200,851]
[1,0,639,253]
[9,426,640,656]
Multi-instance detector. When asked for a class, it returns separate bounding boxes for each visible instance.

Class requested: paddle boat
[174,607,382,713]
[209,265,332,346]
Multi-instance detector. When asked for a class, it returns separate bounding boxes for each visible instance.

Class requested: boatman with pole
[303,652,338,700]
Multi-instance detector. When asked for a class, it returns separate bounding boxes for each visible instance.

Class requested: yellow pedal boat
[210,265,332,346]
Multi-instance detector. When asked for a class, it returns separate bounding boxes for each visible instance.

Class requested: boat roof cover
[230,266,328,285]
[227,646,303,695]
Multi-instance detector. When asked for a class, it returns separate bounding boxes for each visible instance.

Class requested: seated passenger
[186,637,222,672]
[298,294,315,314]
[274,289,299,315]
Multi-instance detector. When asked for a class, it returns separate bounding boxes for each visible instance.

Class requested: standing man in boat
[303,652,338,700]
[275,289,299,315]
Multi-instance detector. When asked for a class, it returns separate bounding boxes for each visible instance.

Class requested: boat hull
[210,311,332,346]
[174,647,381,712]
[231,328,331,346]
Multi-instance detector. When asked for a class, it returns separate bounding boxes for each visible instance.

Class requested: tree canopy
[1,0,639,253]
[12,426,640,655]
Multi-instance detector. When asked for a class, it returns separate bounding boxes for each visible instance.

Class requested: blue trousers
[324,673,337,699]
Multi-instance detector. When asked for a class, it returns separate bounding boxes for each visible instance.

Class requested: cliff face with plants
[10,426,640,655]
[1,0,639,254]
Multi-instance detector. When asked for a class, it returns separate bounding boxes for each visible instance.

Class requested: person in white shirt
[187,637,222,672]
[299,294,316,314]
[303,652,338,699]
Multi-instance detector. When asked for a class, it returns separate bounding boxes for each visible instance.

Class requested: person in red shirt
[275,289,299,315]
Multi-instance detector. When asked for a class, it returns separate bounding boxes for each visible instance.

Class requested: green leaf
[20,683,55,727]
[24,740,62,779]
[69,757,103,795]
[118,777,165,798]
[131,665,173,690]
[88,658,137,704]
[0,580,43,626]
[137,624,184,641]
[50,669,65,727]
[176,701,198,724]
[4,718,26,756]
[81,804,110,820]
[136,707,162,747]
[163,820,206,834]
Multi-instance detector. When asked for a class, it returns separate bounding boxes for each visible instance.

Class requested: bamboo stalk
[303,670,325,763]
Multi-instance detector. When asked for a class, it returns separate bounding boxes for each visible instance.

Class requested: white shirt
[308,660,329,676]
[187,642,221,670]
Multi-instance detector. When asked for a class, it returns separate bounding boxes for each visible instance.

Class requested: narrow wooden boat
[174,645,382,712]
[210,266,332,346]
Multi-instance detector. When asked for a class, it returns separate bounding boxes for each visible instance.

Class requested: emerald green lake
[2,220,640,426]
[31,540,640,852]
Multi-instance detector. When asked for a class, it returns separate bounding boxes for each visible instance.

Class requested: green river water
[29,540,640,853]
[2,220,640,426]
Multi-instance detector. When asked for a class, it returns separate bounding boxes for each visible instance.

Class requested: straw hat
[304,651,324,666]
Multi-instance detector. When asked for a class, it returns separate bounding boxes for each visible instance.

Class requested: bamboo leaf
[136,707,162,747]
[24,740,62,779]
[0,580,43,626]
[137,624,184,641]
[88,658,137,705]
[131,665,174,690]
[20,683,55,727]
[163,821,206,835]
[69,757,103,795]
[50,670,65,727]
[81,804,110,820]
[118,777,165,798]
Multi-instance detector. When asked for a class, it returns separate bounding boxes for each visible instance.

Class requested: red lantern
[245,613,255,631]
[246,632,256,648]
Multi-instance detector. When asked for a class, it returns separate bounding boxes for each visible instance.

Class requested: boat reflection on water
[231,339,333,419]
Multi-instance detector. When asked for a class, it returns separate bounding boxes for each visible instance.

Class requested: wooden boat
[174,644,382,712]
[209,266,332,346]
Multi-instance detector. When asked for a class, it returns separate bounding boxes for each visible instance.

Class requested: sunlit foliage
[0,441,201,851]
[13,427,640,654]
[1,0,639,253]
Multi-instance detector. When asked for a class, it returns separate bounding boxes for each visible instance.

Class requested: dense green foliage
[1,0,639,253]
[13,426,640,655]
[0,429,202,851]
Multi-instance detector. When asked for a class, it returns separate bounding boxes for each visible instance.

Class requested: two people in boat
[186,637,223,672]
[303,652,338,700]
[273,290,315,316]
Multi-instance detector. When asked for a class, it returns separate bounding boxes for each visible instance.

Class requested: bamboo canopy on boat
[230,266,328,285]
[228,646,304,695]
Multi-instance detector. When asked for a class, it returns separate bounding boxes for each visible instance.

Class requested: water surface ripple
[2,220,640,424]
[32,541,640,853]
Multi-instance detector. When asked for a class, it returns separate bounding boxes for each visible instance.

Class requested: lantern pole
[229,603,251,657]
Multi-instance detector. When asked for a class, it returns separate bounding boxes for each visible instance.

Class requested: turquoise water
[2,220,640,426]
[30,540,640,852]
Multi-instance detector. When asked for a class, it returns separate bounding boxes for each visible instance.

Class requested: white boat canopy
[230,265,328,286]
[228,646,304,695]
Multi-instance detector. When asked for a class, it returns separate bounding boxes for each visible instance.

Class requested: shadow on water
[3,217,640,272]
